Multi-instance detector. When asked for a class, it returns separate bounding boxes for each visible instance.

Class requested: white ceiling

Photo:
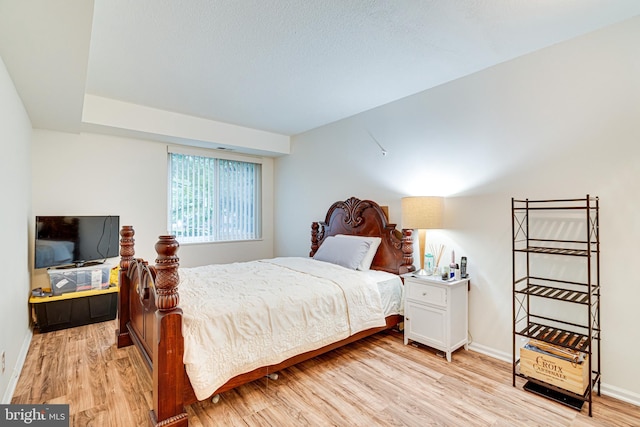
[2,0,640,141]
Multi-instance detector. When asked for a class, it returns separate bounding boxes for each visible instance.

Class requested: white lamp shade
[401,196,444,230]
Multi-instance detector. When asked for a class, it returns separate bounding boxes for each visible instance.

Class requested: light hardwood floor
[11,320,640,426]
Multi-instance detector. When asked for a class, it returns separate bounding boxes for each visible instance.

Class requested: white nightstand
[403,274,469,362]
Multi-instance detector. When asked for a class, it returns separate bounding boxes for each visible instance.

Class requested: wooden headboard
[310,197,415,275]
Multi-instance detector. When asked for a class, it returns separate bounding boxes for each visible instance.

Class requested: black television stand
[29,286,118,332]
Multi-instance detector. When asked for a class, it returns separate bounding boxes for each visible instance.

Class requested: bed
[116,197,415,427]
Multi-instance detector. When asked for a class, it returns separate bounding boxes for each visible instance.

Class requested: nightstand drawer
[406,281,446,307]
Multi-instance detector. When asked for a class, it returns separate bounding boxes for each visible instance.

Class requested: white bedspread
[178,257,387,400]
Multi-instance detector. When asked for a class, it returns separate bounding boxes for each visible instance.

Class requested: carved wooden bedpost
[310,222,319,257]
[150,235,188,427]
[400,228,415,274]
[117,226,135,348]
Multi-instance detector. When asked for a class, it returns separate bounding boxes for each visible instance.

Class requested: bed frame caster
[265,373,279,381]
[211,394,220,404]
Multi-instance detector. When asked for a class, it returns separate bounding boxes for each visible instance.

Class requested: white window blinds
[168,148,261,243]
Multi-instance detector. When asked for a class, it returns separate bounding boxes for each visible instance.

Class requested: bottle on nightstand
[425,252,434,275]
[449,250,456,279]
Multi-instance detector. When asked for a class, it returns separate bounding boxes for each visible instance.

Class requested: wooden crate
[520,346,589,395]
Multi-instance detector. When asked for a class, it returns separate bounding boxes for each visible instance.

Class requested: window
[168,150,261,243]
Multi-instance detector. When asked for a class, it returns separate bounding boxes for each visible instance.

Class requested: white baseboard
[1,329,33,404]
[467,342,640,408]
[599,383,640,407]
[468,342,511,363]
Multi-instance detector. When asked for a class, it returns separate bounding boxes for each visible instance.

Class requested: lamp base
[415,269,430,276]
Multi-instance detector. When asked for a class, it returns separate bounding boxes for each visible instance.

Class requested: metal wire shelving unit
[512,196,600,416]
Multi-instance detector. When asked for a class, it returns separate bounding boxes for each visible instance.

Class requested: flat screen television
[35,215,120,269]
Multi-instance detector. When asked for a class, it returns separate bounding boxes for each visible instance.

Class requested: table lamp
[401,196,444,275]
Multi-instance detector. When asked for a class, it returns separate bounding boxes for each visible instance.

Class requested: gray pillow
[335,234,382,270]
[313,236,372,270]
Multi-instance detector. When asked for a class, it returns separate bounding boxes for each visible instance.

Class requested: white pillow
[313,236,371,270]
[335,234,382,271]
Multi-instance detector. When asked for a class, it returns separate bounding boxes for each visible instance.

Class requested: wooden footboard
[116,197,415,426]
[117,227,188,427]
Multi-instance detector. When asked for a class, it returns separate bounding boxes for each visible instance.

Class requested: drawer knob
[422,292,428,296]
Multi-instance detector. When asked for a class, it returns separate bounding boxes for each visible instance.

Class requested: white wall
[275,17,640,403]
[31,131,275,289]
[0,56,33,402]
